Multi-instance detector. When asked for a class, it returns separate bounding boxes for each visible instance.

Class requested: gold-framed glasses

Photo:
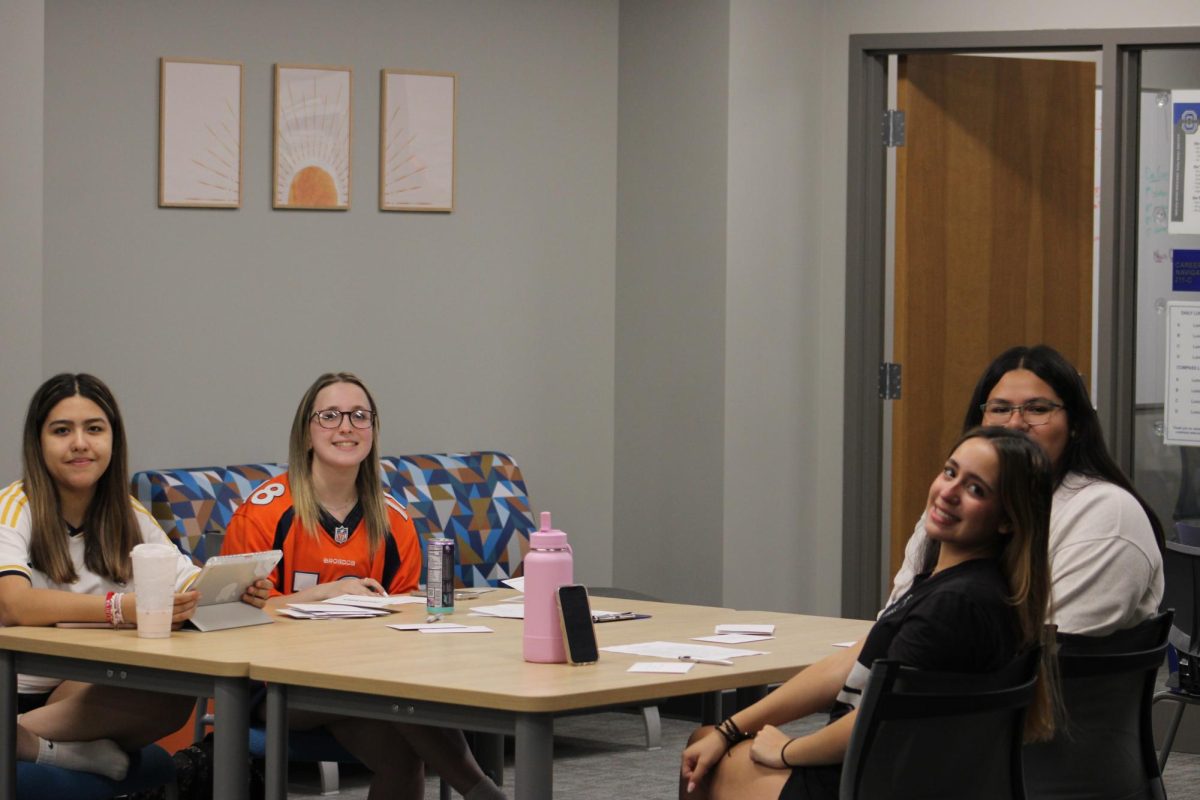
[979,400,1063,427]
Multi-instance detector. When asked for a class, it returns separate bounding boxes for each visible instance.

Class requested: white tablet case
[187,550,282,632]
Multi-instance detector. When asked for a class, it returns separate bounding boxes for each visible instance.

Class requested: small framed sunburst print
[273,64,352,210]
[159,57,243,208]
[380,69,456,212]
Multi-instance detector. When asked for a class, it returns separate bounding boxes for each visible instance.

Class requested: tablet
[191,550,282,606]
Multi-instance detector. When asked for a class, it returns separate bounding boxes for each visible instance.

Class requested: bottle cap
[530,510,567,548]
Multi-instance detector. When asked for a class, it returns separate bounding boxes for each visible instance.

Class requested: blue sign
[1174,249,1200,292]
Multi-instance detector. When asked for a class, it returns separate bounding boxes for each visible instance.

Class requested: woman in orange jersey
[0,374,201,780]
[225,372,505,800]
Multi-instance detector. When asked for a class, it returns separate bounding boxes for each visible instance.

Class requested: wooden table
[249,593,873,800]
[0,622,264,800]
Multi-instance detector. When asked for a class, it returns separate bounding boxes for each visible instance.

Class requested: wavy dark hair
[960,345,1164,552]
[22,373,139,585]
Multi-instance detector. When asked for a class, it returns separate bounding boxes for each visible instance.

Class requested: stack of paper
[388,622,494,634]
[325,594,426,610]
[694,623,776,644]
[279,603,390,620]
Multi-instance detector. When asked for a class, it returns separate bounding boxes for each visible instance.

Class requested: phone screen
[557,584,599,665]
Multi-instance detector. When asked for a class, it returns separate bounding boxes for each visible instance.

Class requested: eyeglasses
[311,409,375,429]
[979,400,1063,427]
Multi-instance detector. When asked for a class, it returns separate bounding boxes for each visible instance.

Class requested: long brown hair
[922,427,1058,741]
[21,374,139,585]
[287,373,389,555]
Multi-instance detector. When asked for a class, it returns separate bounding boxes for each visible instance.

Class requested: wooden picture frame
[380,69,456,212]
[159,57,243,208]
[274,64,352,210]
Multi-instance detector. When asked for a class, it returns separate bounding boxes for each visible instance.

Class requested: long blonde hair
[287,373,389,555]
[22,374,140,585]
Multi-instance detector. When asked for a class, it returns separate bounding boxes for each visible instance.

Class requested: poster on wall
[1163,301,1200,445]
[274,64,352,210]
[1170,89,1200,235]
[379,70,456,212]
[158,58,242,208]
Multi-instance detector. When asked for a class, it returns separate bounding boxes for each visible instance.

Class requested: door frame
[842,27,1200,619]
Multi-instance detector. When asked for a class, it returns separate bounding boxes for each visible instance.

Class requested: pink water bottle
[523,511,574,663]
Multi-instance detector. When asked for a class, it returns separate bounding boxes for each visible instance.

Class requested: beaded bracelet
[104,591,116,626]
[715,717,753,755]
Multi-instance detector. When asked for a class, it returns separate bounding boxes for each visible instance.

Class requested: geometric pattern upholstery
[132,452,533,586]
[381,451,533,588]
[130,467,226,563]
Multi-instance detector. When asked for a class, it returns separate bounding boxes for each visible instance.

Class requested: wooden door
[890,54,1095,577]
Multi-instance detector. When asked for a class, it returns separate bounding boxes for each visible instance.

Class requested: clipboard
[187,550,282,632]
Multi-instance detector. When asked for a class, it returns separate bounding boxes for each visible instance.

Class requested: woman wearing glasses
[888,344,1164,636]
[224,372,505,800]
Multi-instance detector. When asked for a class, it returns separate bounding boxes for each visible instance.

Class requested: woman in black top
[679,427,1057,800]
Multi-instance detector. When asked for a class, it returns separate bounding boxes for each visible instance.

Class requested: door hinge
[879,362,902,400]
[883,109,905,147]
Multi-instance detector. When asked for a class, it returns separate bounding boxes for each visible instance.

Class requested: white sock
[36,736,130,781]
[465,776,507,800]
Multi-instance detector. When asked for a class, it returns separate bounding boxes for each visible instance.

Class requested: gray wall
[38,0,617,584]
[0,0,44,480]
[614,0,729,604]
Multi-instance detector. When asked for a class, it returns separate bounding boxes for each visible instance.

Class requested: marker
[678,655,734,666]
[425,614,442,624]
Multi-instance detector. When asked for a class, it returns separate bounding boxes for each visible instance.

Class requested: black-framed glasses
[979,400,1063,427]
[311,409,375,429]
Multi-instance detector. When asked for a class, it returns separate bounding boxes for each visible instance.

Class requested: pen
[678,655,734,666]
[426,614,442,624]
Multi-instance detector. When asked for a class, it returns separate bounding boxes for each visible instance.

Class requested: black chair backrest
[1163,541,1200,653]
[839,651,1038,800]
[1023,611,1171,800]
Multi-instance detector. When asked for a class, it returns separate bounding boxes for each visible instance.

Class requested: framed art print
[159,58,243,208]
[380,69,456,212]
[274,64,352,210]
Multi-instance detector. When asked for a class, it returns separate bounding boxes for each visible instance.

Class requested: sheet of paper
[501,577,525,591]
[600,641,766,660]
[714,623,775,636]
[419,625,493,634]
[454,587,496,598]
[469,604,527,619]
[833,641,858,648]
[324,594,423,609]
[628,661,693,674]
[693,633,775,645]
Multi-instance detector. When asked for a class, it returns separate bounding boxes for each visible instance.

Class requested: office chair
[1153,540,1200,770]
[839,651,1038,800]
[1024,611,1171,800]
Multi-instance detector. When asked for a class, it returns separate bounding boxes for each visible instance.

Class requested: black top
[833,557,1019,721]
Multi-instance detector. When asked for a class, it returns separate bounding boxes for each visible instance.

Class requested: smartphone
[556,584,599,665]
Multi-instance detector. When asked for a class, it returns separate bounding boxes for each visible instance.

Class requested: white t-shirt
[0,480,200,693]
[887,473,1164,636]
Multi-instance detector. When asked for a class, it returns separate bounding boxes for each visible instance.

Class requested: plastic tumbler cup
[131,543,177,638]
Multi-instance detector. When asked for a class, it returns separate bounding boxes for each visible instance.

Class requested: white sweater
[887,474,1163,636]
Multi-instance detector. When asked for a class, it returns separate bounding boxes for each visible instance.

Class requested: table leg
[0,651,14,800]
[514,713,553,800]
[214,676,250,800]
[265,683,288,800]
[701,690,723,724]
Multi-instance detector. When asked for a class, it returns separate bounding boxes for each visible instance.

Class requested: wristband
[104,591,115,626]
[780,737,799,768]
[111,593,125,627]
[715,717,753,755]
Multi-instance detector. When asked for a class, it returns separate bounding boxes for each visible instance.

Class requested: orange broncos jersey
[222,473,420,597]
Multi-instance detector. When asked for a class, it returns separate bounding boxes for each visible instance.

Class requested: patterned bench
[131,451,533,586]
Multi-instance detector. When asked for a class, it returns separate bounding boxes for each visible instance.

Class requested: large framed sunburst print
[159,58,243,208]
[273,64,352,210]
[380,69,456,212]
